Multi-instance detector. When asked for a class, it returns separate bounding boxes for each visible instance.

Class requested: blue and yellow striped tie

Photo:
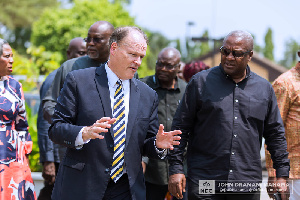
[110,80,126,182]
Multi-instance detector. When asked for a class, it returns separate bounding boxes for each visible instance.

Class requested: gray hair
[109,26,148,49]
[0,39,8,56]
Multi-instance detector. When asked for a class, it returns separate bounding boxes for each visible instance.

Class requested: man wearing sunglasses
[168,30,290,200]
[42,21,114,123]
[141,47,187,200]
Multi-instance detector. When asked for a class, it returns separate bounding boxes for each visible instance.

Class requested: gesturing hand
[155,124,181,150]
[82,117,116,141]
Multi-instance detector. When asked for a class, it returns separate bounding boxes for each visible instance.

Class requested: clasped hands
[82,117,182,150]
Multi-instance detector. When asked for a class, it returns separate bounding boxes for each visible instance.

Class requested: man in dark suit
[48,26,182,200]
[37,37,86,200]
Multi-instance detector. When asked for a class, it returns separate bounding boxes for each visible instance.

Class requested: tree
[146,31,170,69]
[31,0,135,61]
[31,0,161,76]
[279,38,299,68]
[199,30,210,56]
[0,0,58,54]
[263,28,274,61]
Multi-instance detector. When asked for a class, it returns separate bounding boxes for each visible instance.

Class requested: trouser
[103,174,132,200]
[145,181,188,200]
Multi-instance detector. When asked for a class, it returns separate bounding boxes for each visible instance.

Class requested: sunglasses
[220,46,251,58]
[156,61,179,70]
[84,37,103,44]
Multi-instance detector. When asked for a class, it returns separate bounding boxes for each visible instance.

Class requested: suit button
[105,168,110,173]
[109,144,113,148]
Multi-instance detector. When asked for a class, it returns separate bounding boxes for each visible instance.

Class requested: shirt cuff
[75,127,90,149]
[154,139,167,159]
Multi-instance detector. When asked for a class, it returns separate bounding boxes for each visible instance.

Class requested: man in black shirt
[168,30,290,200]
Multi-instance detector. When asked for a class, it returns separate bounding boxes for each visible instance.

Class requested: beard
[87,50,99,60]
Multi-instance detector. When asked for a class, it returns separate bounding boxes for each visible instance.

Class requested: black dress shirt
[168,65,289,192]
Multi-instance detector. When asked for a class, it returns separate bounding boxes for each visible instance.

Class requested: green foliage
[199,30,210,56]
[11,49,39,92]
[263,28,274,61]
[26,104,42,172]
[279,38,299,68]
[31,0,135,61]
[0,0,58,54]
[27,46,63,75]
[145,31,171,70]
[12,45,62,93]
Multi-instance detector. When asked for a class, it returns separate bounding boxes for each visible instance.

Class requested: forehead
[2,44,12,53]
[88,25,109,36]
[223,36,248,50]
[158,52,180,64]
[121,31,147,52]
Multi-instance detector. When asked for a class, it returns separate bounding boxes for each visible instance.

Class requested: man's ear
[66,50,71,60]
[110,42,118,55]
[248,51,254,62]
[297,50,300,58]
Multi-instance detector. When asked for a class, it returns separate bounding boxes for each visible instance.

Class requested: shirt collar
[105,63,129,88]
[219,64,251,80]
[294,62,300,74]
[153,75,180,91]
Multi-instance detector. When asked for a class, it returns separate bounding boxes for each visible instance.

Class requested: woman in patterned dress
[0,39,36,200]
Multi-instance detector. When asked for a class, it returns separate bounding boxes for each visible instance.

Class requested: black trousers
[103,174,132,200]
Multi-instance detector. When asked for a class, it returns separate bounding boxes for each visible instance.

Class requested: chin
[88,52,99,60]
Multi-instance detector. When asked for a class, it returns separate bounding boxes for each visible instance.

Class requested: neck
[232,73,246,83]
[93,56,108,63]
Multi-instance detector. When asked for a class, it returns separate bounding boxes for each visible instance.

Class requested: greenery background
[0,0,298,172]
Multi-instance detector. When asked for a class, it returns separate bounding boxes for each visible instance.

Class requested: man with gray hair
[168,30,290,200]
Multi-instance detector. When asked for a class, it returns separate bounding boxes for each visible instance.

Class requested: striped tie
[110,80,126,182]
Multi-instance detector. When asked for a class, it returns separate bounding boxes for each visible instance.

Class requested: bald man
[37,37,87,200]
[168,30,290,200]
[141,47,187,200]
[66,37,86,60]
[42,21,115,123]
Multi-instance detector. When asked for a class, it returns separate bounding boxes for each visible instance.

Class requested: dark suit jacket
[49,65,160,200]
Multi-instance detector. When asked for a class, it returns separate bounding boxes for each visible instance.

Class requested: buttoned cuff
[276,166,290,178]
[169,163,184,176]
[75,127,90,149]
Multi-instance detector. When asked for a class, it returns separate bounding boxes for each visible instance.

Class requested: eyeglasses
[156,62,179,70]
[84,37,103,44]
[220,46,251,58]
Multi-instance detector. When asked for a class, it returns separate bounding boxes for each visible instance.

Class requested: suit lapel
[94,65,114,137]
[125,78,140,148]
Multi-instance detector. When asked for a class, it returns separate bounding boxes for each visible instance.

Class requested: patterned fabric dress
[0,76,36,200]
